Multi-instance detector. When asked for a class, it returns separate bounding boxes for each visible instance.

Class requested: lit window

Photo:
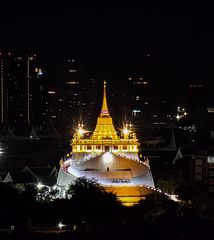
[66,81,79,85]
[134,81,142,85]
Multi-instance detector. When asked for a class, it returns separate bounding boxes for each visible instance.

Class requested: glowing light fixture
[58,222,66,229]
[0,147,4,154]
[176,115,181,120]
[103,152,113,163]
[78,128,85,136]
[37,182,44,190]
[169,194,180,202]
[123,128,130,135]
[76,123,87,138]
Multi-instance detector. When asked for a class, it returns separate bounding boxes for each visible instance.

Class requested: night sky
[1,6,214,101]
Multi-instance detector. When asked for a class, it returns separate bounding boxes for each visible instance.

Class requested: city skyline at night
[0,6,213,84]
[0,6,213,111]
[1,6,214,238]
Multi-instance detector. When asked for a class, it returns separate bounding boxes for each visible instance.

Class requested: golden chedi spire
[100,80,110,117]
[91,80,119,140]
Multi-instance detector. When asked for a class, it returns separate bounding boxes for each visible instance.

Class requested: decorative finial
[100,80,109,117]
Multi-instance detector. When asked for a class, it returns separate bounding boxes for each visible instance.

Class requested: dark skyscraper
[122,54,152,131]
[62,58,80,120]
[31,64,48,127]
[0,52,47,131]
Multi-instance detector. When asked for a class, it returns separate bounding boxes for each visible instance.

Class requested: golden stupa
[57,81,155,206]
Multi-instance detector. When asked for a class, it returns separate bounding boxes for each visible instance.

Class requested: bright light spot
[169,194,180,202]
[73,224,77,230]
[37,182,44,190]
[0,148,4,154]
[123,128,130,135]
[78,128,85,135]
[103,152,113,163]
[58,222,65,229]
[176,115,181,120]
[48,91,55,94]
[208,156,214,163]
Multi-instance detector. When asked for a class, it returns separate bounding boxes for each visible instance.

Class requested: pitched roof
[7,171,37,184]
[23,166,58,185]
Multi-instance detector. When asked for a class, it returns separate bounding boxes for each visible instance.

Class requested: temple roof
[91,81,119,140]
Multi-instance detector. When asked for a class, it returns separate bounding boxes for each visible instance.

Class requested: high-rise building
[80,76,101,129]
[60,58,80,121]
[185,82,209,130]
[48,58,81,135]
[127,75,150,120]
[0,52,47,131]
[187,82,206,110]
[31,65,48,127]
[191,152,214,195]
[123,54,151,133]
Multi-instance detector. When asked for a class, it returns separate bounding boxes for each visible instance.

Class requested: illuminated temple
[57,81,155,205]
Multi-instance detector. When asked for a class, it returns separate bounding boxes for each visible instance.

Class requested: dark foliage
[65,177,122,222]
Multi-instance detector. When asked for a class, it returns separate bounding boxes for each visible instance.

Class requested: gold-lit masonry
[72,80,139,153]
